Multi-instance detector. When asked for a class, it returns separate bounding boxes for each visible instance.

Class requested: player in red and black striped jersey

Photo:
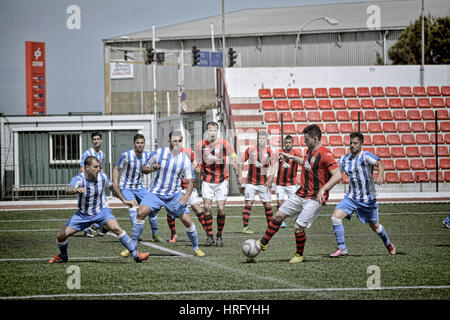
[238,131,275,234]
[195,122,238,247]
[257,124,342,263]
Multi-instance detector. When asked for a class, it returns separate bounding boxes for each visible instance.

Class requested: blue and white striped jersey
[69,172,112,215]
[339,151,379,203]
[80,148,105,168]
[144,147,194,196]
[116,149,150,189]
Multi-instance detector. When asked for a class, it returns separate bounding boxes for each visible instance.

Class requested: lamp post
[294,16,339,65]
[420,0,425,86]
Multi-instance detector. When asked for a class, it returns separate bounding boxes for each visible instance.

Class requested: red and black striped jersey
[276,148,302,186]
[295,146,338,204]
[195,138,235,183]
[180,147,194,190]
[242,146,273,185]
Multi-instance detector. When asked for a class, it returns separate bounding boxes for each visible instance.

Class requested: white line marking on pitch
[1,285,449,300]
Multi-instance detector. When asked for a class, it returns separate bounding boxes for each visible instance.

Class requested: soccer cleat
[241,226,254,234]
[83,229,95,238]
[152,234,164,242]
[281,221,287,228]
[49,254,68,264]
[443,219,450,229]
[168,233,177,243]
[92,225,104,237]
[216,236,224,247]
[386,242,396,255]
[257,240,268,251]
[120,249,131,257]
[205,236,215,247]
[289,253,305,263]
[134,252,150,263]
[194,248,205,257]
[330,248,348,258]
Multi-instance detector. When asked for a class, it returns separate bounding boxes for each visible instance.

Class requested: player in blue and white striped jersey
[330,132,396,257]
[113,134,161,252]
[132,130,205,257]
[49,156,150,263]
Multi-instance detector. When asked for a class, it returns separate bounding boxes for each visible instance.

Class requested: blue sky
[0,0,385,116]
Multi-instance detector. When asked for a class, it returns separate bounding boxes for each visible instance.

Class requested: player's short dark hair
[133,133,145,142]
[302,124,322,140]
[284,135,294,141]
[257,130,268,138]
[91,132,102,139]
[84,155,99,167]
[206,121,219,129]
[169,130,183,140]
[350,132,364,143]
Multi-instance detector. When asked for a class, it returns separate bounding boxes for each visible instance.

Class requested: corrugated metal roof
[104,0,449,42]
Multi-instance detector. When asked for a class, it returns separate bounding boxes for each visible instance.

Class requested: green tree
[388,16,450,65]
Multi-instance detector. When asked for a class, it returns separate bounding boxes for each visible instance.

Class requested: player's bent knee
[331,216,343,226]
[294,223,305,233]
[185,223,196,233]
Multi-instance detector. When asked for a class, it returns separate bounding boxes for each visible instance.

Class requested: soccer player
[238,130,275,234]
[113,134,161,258]
[273,135,303,228]
[49,156,150,263]
[444,214,450,228]
[132,130,205,257]
[165,134,209,243]
[330,132,396,257]
[80,132,105,238]
[195,121,239,247]
[256,124,342,263]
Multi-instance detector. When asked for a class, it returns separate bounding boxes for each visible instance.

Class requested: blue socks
[149,214,159,235]
[117,231,137,257]
[376,224,390,246]
[332,224,347,251]
[185,224,199,251]
[57,240,69,260]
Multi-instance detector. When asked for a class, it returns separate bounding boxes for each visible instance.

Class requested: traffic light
[228,48,237,67]
[192,46,200,66]
[145,47,155,65]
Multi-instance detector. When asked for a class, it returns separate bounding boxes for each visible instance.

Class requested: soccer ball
[242,239,260,258]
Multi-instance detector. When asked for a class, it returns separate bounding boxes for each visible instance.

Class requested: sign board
[196,51,223,67]
[110,62,134,79]
[210,52,223,67]
[25,41,46,116]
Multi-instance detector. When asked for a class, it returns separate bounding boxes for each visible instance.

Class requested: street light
[294,16,339,65]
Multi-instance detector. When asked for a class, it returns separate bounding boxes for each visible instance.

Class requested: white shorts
[276,185,298,201]
[278,194,322,228]
[181,188,201,206]
[244,184,272,203]
[201,180,228,201]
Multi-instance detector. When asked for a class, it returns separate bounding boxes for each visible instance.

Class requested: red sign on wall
[25,41,46,116]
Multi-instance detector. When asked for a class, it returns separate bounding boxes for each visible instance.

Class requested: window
[49,133,81,164]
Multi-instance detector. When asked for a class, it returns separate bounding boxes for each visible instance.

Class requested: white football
[242,239,260,258]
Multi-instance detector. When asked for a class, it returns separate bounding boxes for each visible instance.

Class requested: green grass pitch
[0,203,449,301]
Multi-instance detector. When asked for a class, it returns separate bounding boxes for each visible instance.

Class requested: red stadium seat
[290,100,303,110]
[361,99,375,109]
[425,159,437,169]
[307,111,321,122]
[447,98,450,107]
[363,135,372,145]
[420,146,434,157]
[411,122,425,132]
[414,171,429,183]
[259,88,272,99]
[403,98,417,108]
[431,98,445,108]
[401,134,416,145]
[265,112,278,122]
[355,122,368,133]
[332,99,346,109]
[437,110,450,120]
[329,87,343,98]
[276,100,289,110]
[343,87,357,98]
[301,88,314,98]
[379,110,393,121]
[427,86,441,96]
[399,172,414,183]
[387,134,401,145]
[376,147,391,158]
[383,159,395,170]
[350,110,363,121]
[357,87,370,97]
[413,86,427,96]
[332,147,347,159]
[268,124,281,134]
[364,147,376,154]
[287,88,300,99]
[300,136,306,146]
[329,136,343,146]
[429,171,444,182]
[406,147,420,158]
[261,100,275,110]
[442,86,450,96]
[283,124,296,134]
[336,111,350,121]
[343,135,350,146]
[385,172,399,183]
[297,124,307,134]
[426,122,437,132]
[410,158,424,169]
[385,86,399,97]
[347,99,360,109]
[417,134,430,145]
[273,88,286,99]
[391,147,405,157]
[318,99,332,110]
[395,159,410,170]
[340,123,354,133]
[417,98,431,108]
[292,136,300,147]
[326,123,339,133]
[430,134,444,144]
[407,110,421,121]
[388,98,402,108]
[399,86,413,97]
[322,111,336,121]
[397,122,411,133]
[373,135,386,145]
[393,110,407,121]
[422,110,435,120]
[445,171,450,182]
[304,100,318,110]
[371,86,384,97]
[438,146,449,157]
[321,136,329,146]
[315,88,329,98]
[270,135,281,147]
[446,134,450,144]
[441,122,450,132]
[369,122,382,133]
[280,111,293,122]
[365,110,378,121]
[293,111,307,122]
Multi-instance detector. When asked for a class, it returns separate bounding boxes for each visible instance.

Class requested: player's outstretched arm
[374,160,385,185]
[109,184,134,208]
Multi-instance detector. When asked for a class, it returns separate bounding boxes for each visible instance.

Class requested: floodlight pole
[152,24,157,150]
[222,0,226,76]
[420,0,425,86]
